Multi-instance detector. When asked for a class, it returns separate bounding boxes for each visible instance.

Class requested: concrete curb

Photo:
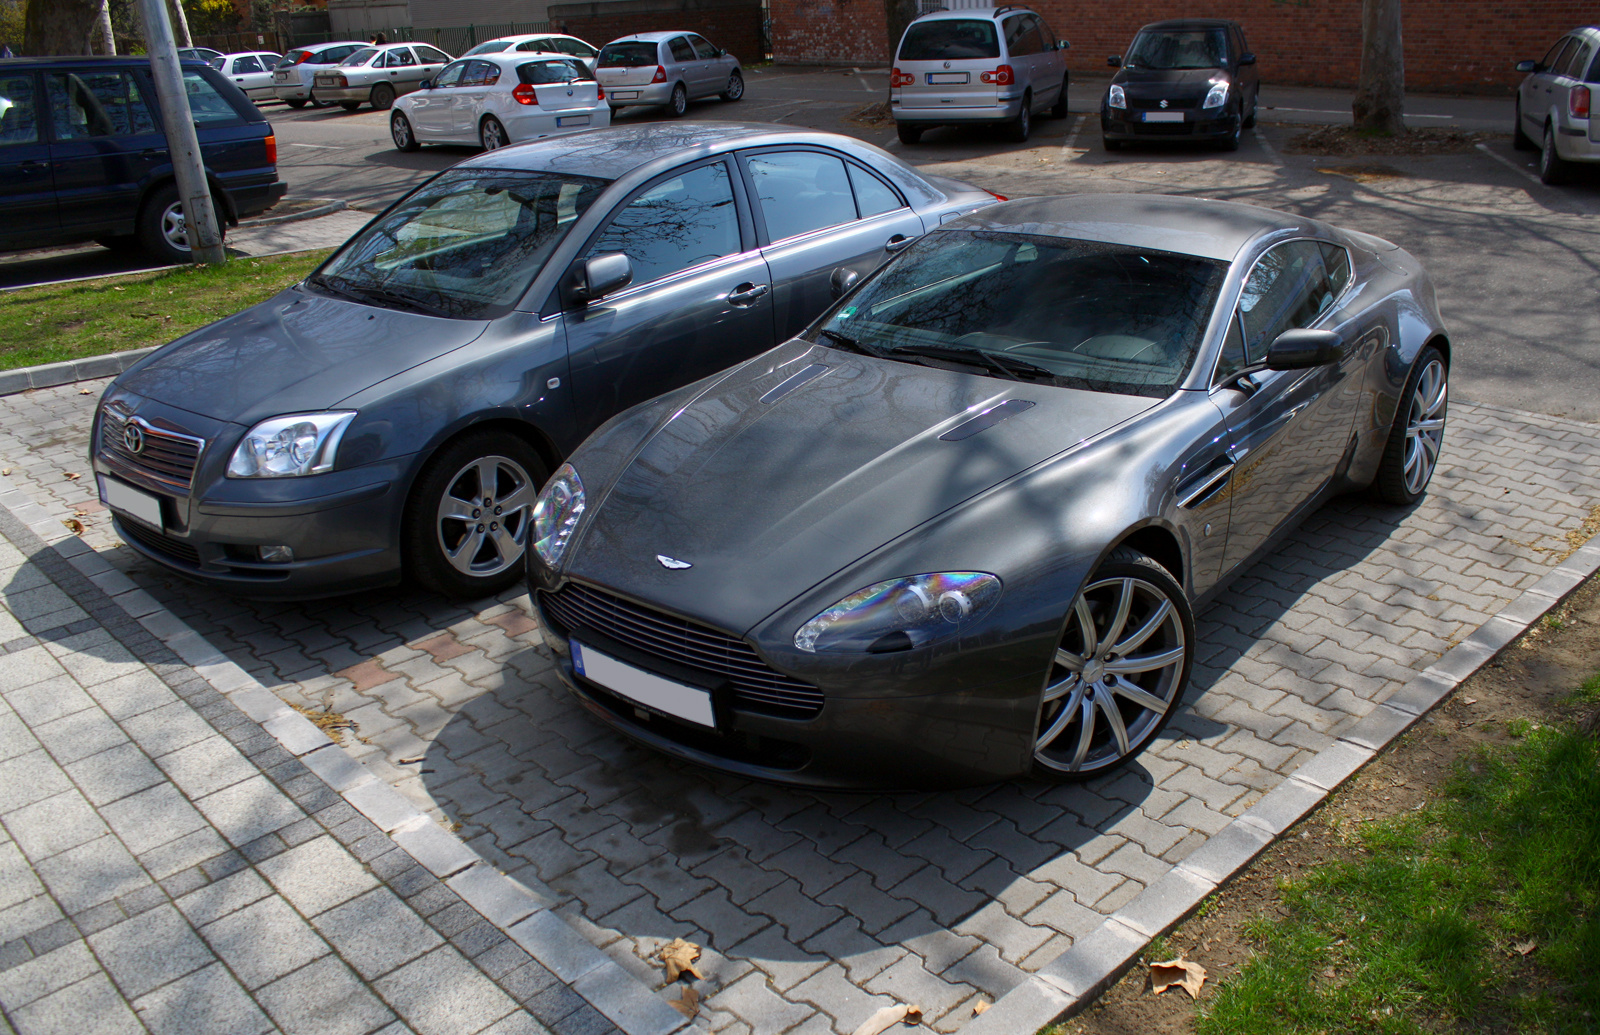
[240,198,348,227]
[0,348,157,398]
[963,543,1600,1034]
[0,479,704,1035]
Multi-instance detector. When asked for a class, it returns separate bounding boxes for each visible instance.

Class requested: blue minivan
[0,56,287,262]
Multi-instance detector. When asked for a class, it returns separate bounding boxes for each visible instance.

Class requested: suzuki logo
[123,422,145,454]
[656,554,692,570]
[1159,99,1169,109]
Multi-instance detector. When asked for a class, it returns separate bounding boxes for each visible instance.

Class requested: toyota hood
[113,287,490,425]
[562,341,1157,634]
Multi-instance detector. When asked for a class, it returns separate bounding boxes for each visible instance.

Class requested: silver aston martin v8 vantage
[527,193,1450,788]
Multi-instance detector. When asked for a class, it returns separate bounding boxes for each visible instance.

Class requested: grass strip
[1197,702,1600,1033]
[0,250,329,372]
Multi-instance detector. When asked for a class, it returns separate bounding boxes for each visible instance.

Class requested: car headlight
[227,412,356,478]
[1203,81,1229,109]
[532,463,585,568]
[1108,84,1126,109]
[794,572,1001,654]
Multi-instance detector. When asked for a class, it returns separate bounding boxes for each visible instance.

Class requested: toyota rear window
[599,42,659,67]
[898,20,1000,61]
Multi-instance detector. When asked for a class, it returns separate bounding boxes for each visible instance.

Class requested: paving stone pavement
[0,494,631,1035]
[1,379,1598,1034]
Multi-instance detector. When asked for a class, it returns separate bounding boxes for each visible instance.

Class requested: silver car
[209,51,284,101]
[464,33,600,73]
[891,6,1070,144]
[312,42,453,111]
[1515,25,1600,184]
[272,40,368,108]
[596,31,742,116]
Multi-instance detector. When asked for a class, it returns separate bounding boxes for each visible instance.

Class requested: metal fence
[276,21,552,55]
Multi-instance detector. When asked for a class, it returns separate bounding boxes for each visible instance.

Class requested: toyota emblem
[123,422,145,454]
[1159,99,1169,109]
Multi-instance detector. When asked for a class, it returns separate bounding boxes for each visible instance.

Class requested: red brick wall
[549,0,765,64]
[774,0,1596,94]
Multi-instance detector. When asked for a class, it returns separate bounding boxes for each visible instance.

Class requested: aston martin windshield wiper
[818,328,888,358]
[889,343,1058,383]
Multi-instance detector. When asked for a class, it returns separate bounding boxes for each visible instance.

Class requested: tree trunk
[168,0,192,46]
[1352,0,1405,135]
[23,0,102,54]
[95,0,117,53]
[883,0,916,65]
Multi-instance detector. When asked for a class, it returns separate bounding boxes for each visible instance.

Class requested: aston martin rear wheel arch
[1033,548,1194,781]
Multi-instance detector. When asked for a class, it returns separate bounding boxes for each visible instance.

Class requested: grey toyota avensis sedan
[90,123,997,599]
[529,194,1449,788]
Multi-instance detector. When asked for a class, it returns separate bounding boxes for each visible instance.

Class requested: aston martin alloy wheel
[1375,346,1447,504]
[1034,550,1192,778]
[405,432,546,597]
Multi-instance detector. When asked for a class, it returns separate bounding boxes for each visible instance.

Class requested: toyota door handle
[885,234,916,252]
[727,282,770,305]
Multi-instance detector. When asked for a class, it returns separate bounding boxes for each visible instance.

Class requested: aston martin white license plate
[571,639,715,727]
[98,475,162,530]
[1142,111,1184,123]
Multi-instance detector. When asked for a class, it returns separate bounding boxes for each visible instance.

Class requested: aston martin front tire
[1373,345,1447,506]
[1033,548,1193,781]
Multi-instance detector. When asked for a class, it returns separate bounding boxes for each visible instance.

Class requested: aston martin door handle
[728,282,770,305]
[885,234,915,252]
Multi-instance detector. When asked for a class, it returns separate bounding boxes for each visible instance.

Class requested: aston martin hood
[565,342,1157,634]
[114,288,489,424]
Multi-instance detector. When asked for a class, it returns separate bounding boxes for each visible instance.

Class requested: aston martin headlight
[1203,81,1229,109]
[794,572,1001,654]
[1108,84,1126,109]
[532,463,585,568]
[227,411,356,478]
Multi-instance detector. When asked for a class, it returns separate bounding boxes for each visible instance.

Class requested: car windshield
[899,19,1000,61]
[311,169,611,320]
[519,59,593,84]
[1125,28,1228,70]
[341,48,378,66]
[468,41,513,54]
[809,231,1228,398]
[598,42,658,66]
[207,57,225,69]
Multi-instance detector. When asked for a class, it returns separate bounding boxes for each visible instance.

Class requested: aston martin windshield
[1125,29,1228,70]
[813,231,1228,397]
[311,168,610,319]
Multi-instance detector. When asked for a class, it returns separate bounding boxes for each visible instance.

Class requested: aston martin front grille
[540,582,824,719]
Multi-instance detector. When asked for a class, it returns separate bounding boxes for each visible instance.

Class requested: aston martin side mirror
[1107,54,1121,67]
[1265,328,1343,370]
[830,267,859,299]
[566,252,633,305]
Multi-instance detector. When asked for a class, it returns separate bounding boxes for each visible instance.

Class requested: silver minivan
[891,6,1070,144]
[596,31,743,117]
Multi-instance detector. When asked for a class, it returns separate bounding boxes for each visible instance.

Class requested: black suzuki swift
[0,56,287,262]
[1100,18,1260,151]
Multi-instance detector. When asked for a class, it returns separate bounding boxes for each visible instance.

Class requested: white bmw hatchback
[390,53,610,152]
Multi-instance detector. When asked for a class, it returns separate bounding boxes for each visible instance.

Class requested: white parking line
[1475,142,1546,188]
[1060,114,1087,157]
[1270,106,1452,120]
[1253,127,1283,165]
[286,142,344,149]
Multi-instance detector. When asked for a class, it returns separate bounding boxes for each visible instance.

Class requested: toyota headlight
[794,572,1001,654]
[227,412,356,478]
[532,463,585,568]
[1108,84,1126,109]
[1203,81,1229,109]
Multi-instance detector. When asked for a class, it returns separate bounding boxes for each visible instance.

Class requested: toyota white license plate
[1142,111,1184,123]
[98,475,163,530]
[571,639,715,727]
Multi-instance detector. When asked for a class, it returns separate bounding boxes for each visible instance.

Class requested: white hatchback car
[209,51,284,101]
[890,6,1070,144]
[390,53,609,152]
[463,33,600,73]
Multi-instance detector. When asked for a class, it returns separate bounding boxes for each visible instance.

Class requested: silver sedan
[596,31,742,116]
[312,42,453,111]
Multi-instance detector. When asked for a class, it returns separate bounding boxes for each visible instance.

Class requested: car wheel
[137,183,223,264]
[1540,121,1572,185]
[721,70,744,101]
[285,98,307,109]
[309,92,330,109]
[1103,135,1122,151]
[480,115,509,151]
[896,122,922,145]
[371,83,396,110]
[1512,98,1535,151]
[1049,75,1069,118]
[340,100,362,111]
[1033,549,1193,780]
[1242,88,1258,129]
[1218,109,1242,151]
[390,111,420,152]
[404,432,547,598]
[668,82,688,117]
[1373,345,1447,505]
[1006,93,1031,142]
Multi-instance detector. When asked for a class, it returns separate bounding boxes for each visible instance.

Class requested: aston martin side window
[1320,242,1351,297]
[1237,240,1332,362]
[587,161,740,285]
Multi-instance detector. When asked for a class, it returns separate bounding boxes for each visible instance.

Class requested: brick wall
[549,0,764,64]
[773,0,1596,94]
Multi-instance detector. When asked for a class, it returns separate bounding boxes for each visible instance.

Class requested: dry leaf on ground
[658,938,704,982]
[669,986,699,1018]
[1,468,10,475]
[64,472,81,480]
[1513,940,1538,956]
[63,518,85,535]
[849,1003,923,1035]
[1150,958,1207,999]
[79,388,92,395]
[972,1000,990,1015]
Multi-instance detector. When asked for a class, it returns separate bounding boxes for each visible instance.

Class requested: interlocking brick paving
[2,379,1595,1034]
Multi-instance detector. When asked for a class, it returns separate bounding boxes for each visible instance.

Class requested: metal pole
[136,0,226,264]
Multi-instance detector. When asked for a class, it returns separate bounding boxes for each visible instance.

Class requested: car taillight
[980,65,1015,86]
[891,67,915,87]
[597,84,604,100]
[264,133,276,165]
[512,83,537,105]
[651,64,667,83]
[1572,85,1591,118]
[334,75,347,88]
[293,53,309,64]
[986,190,1008,201]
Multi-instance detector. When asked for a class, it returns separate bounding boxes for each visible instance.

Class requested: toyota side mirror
[1240,52,1256,66]
[1515,59,1538,73]
[566,252,633,305]
[1265,328,1343,370]
[830,267,859,299]
[1107,54,1121,67]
